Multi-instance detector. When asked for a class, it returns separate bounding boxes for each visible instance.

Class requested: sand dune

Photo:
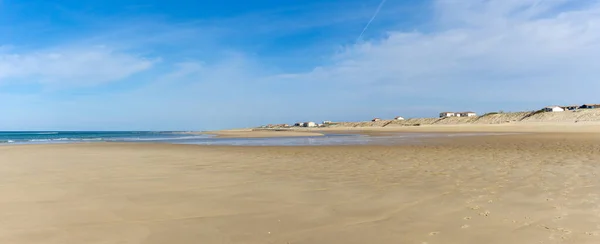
[1,134,600,243]
[298,109,600,131]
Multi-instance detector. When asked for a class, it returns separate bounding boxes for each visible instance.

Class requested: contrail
[356,0,388,43]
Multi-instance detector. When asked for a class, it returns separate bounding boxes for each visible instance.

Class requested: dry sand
[1,133,600,243]
[204,129,324,138]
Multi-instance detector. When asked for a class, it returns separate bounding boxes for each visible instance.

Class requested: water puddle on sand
[167,132,516,146]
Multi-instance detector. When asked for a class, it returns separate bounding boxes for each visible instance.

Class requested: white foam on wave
[109,135,212,142]
[29,138,103,142]
[30,139,52,142]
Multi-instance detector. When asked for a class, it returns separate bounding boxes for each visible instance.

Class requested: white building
[304,121,317,127]
[543,106,565,112]
[457,112,477,117]
[394,116,405,120]
[372,118,381,122]
[439,112,456,118]
[323,120,332,124]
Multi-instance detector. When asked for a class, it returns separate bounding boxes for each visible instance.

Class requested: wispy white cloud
[434,0,574,26]
[0,46,155,86]
[276,0,600,109]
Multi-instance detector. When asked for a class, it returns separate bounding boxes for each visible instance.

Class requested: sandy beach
[1,133,600,244]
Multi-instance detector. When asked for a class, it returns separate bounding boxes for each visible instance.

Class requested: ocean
[0,131,210,144]
[0,131,505,146]
[0,131,358,145]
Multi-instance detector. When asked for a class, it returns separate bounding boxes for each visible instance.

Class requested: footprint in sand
[469,205,481,210]
[557,228,572,234]
[479,211,491,217]
[461,224,470,229]
[429,232,440,236]
[463,216,472,220]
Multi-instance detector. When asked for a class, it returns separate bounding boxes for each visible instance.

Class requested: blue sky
[1,0,599,130]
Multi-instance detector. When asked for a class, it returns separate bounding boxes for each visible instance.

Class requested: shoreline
[1,123,597,146]
[1,123,598,146]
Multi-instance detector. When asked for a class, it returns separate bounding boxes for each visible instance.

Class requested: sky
[1,0,599,131]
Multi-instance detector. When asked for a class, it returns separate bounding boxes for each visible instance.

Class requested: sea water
[0,131,211,144]
[0,131,508,146]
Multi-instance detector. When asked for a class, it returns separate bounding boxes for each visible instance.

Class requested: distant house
[372,118,381,122]
[294,122,305,127]
[457,112,477,117]
[394,116,405,120]
[323,120,332,124]
[580,104,600,109]
[439,112,456,118]
[561,105,579,111]
[304,122,317,127]
[543,106,565,112]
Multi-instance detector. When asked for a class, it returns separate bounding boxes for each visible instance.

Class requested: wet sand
[1,133,600,243]
[204,129,324,138]
[204,123,600,139]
